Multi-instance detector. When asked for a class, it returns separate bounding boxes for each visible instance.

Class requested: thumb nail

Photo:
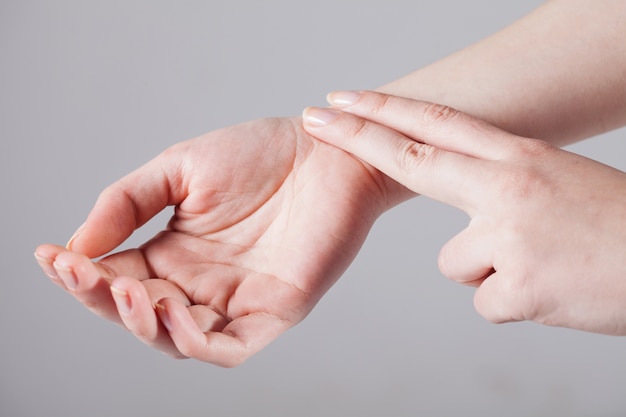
[66,222,86,250]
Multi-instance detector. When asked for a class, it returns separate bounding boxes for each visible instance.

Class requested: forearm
[378,0,626,146]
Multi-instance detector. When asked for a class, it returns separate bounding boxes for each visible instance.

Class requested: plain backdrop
[2,1,626,416]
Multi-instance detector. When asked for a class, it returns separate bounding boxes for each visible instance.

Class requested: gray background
[2,1,626,416]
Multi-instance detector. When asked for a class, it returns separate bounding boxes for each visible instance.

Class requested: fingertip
[110,275,136,290]
[110,284,132,316]
[64,223,113,259]
[34,243,65,259]
[302,107,341,127]
[52,250,99,292]
[66,221,86,251]
[326,90,361,108]
[65,185,143,258]
[111,276,150,313]
[34,245,61,280]
[154,300,174,332]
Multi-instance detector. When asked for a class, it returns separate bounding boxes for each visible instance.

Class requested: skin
[303,91,626,335]
[34,117,407,366]
[34,0,626,364]
[379,0,626,146]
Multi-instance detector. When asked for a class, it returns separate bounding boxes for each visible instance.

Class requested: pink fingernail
[34,252,58,280]
[155,303,173,332]
[66,222,86,250]
[53,262,78,291]
[326,90,361,107]
[111,286,132,316]
[302,107,340,126]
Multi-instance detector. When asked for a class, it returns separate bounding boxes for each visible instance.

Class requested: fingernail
[111,286,132,316]
[53,262,78,291]
[155,303,173,332]
[302,107,340,126]
[326,90,361,107]
[34,252,58,280]
[66,222,86,250]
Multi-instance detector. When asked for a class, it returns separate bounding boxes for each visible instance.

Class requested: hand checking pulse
[303,91,626,335]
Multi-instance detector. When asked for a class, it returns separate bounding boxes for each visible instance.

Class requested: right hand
[303,91,626,335]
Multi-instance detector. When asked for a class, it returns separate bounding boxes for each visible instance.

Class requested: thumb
[67,153,184,258]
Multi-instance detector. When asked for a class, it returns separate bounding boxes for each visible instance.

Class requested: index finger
[327,91,515,161]
[303,106,493,215]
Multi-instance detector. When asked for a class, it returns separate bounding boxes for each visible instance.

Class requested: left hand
[34,116,406,366]
[303,90,626,335]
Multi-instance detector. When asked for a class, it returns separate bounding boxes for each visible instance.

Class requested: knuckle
[367,92,393,116]
[475,269,536,324]
[496,166,547,202]
[421,102,461,128]
[160,140,187,159]
[346,117,369,138]
[174,340,201,362]
[502,169,535,198]
[395,141,437,176]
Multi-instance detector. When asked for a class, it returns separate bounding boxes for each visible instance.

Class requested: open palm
[35,117,406,366]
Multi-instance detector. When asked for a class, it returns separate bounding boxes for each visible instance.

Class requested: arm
[35,118,396,366]
[378,0,626,146]
[303,91,626,334]
[34,0,626,364]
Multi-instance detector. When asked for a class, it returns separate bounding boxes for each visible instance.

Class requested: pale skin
[303,91,626,335]
[35,0,626,365]
[379,0,626,145]
[34,118,406,367]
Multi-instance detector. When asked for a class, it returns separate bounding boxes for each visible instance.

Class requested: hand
[34,117,406,366]
[303,91,626,335]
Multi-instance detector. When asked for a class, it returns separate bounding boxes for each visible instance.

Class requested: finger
[187,305,230,333]
[110,276,189,358]
[303,107,492,214]
[473,272,527,324]
[156,298,288,368]
[97,248,153,281]
[34,244,64,282]
[326,90,514,160]
[437,220,496,285]
[67,149,186,258]
[35,244,122,325]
